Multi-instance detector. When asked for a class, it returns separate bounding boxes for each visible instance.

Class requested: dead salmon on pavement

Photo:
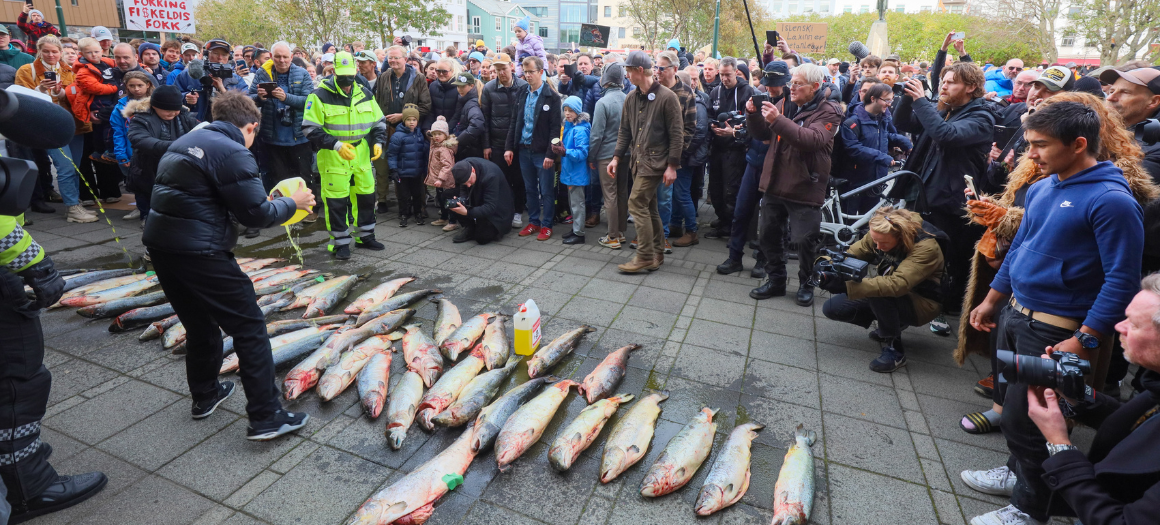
[579,343,640,403]
[695,422,764,516]
[345,276,416,314]
[494,379,578,472]
[640,407,718,497]
[548,393,634,472]
[771,424,817,525]
[527,325,596,378]
[601,391,669,483]
[357,351,391,419]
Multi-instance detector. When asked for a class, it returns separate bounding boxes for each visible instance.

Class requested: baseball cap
[1032,66,1075,92]
[1099,67,1160,96]
[493,53,513,66]
[761,61,790,87]
[180,43,199,54]
[205,39,231,53]
[333,51,356,76]
[0,25,9,36]
[354,50,376,62]
[467,51,486,63]
[320,52,335,63]
[451,71,476,86]
[624,50,653,69]
[826,58,840,66]
[91,26,114,42]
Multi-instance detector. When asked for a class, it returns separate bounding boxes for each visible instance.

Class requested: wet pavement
[21,201,1094,525]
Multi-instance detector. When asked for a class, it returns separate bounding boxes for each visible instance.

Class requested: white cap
[321,52,335,63]
[91,26,114,42]
[180,43,199,54]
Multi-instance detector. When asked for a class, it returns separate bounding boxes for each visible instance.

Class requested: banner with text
[776,22,828,55]
[123,0,196,33]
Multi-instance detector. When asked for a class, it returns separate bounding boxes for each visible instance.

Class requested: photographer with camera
[703,57,754,239]
[965,101,1144,525]
[958,275,1160,525]
[248,42,313,196]
[446,158,514,244]
[171,39,249,121]
[818,207,945,372]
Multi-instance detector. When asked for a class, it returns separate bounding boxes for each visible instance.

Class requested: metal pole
[53,0,67,37]
[711,0,720,57]
[740,0,762,66]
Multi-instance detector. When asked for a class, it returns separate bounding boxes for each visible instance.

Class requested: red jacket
[16,12,60,50]
[67,57,117,123]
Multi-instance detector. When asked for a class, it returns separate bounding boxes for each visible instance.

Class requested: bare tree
[621,0,668,51]
[1071,0,1160,65]
[973,0,1061,63]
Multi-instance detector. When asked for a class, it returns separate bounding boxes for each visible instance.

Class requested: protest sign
[776,22,827,55]
[123,0,196,33]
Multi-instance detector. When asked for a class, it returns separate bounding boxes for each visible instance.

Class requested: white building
[410,0,470,53]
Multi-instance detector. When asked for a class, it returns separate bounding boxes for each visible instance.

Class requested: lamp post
[53,0,67,36]
[711,0,720,57]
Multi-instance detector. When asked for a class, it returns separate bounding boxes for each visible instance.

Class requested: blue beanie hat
[562,96,583,116]
[516,16,530,31]
[667,38,680,50]
[138,42,161,62]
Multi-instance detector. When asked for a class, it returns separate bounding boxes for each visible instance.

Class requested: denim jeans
[519,148,555,228]
[727,163,762,261]
[656,179,672,237]
[671,166,698,233]
[47,134,85,206]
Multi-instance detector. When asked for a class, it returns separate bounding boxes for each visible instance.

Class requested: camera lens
[995,350,1060,389]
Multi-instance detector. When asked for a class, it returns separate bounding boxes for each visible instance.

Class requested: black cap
[762,61,790,87]
[151,85,184,111]
[451,160,473,186]
[205,39,231,54]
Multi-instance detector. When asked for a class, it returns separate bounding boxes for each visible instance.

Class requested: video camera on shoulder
[813,248,870,282]
[995,349,1093,402]
[1137,118,1159,146]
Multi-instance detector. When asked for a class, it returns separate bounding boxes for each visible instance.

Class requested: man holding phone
[249,42,314,202]
[17,3,60,51]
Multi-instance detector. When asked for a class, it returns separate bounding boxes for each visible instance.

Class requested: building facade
[411,0,470,54]
[510,0,559,52]
[2,0,121,42]
[467,0,542,52]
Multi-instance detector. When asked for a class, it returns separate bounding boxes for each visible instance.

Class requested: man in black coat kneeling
[447,158,514,244]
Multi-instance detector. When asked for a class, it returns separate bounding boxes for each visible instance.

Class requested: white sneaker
[123,209,140,220]
[67,205,97,223]
[512,213,523,228]
[961,466,1018,496]
[81,199,96,206]
[969,504,1045,525]
[103,196,121,204]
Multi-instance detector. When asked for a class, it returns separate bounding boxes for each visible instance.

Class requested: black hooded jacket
[455,158,514,237]
[894,95,995,209]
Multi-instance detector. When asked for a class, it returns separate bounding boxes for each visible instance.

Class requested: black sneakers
[334,245,352,260]
[716,258,743,275]
[356,236,386,250]
[9,472,108,524]
[192,381,235,419]
[247,410,309,441]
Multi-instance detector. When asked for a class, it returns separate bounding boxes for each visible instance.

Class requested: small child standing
[388,104,429,227]
[425,115,458,230]
[555,96,590,245]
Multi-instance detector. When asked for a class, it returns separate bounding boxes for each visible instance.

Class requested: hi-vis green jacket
[1,214,44,273]
[302,77,386,176]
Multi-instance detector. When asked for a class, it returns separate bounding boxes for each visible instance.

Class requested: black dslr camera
[995,350,1093,401]
[1137,118,1159,146]
[445,196,469,209]
[813,248,870,282]
[205,61,235,79]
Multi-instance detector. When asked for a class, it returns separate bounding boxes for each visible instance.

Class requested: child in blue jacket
[388,104,429,227]
[110,71,156,172]
[555,96,590,244]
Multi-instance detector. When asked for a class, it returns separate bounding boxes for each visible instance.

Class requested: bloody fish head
[694,484,726,516]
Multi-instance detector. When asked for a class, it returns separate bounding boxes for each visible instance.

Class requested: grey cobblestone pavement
[21,201,1093,525]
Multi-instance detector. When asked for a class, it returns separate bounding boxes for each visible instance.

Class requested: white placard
[123,0,197,33]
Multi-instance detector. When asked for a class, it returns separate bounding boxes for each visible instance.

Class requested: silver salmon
[139,314,179,341]
[494,379,578,472]
[220,326,336,374]
[56,272,150,305]
[401,324,444,388]
[345,276,416,314]
[771,425,817,525]
[60,269,135,293]
[162,321,187,349]
[432,355,521,427]
[59,275,159,307]
[601,391,669,483]
[476,316,511,371]
[266,315,352,337]
[77,290,167,319]
[354,289,442,327]
[109,303,175,332]
[237,258,284,273]
[385,370,425,450]
[416,355,484,431]
[579,343,640,403]
[283,275,352,310]
[321,309,415,356]
[640,407,718,497]
[548,393,635,472]
[303,275,360,318]
[357,351,391,418]
[470,376,557,453]
[282,321,358,400]
[432,298,461,346]
[527,325,596,378]
[253,269,317,289]
[695,422,764,516]
[317,335,391,401]
[253,273,332,296]
[439,313,495,360]
[347,423,477,525]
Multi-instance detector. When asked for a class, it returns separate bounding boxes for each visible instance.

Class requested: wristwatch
[1073,329,1099,350]
[1046,442,1077,456]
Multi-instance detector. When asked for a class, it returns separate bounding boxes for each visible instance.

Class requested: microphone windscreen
[187,59,205,80]
[0,89,75,150]
[717,112,733,121]
[848,41,870,61]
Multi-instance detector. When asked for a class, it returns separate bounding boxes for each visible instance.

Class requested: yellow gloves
[371,144,383,161]
[336,142,357,161]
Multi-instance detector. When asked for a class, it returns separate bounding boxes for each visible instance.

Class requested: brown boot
[673,231,699,247]
[618,256,654,273]
[649,254,664,271]
[585,213,599,228]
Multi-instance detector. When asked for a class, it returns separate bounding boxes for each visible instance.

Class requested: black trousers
[148,249,281,422]
[821,293,918,340]
[396,177,426,218]
[757,194,822,287]
[996,304,1074,522]
[708,148,746,229]
[925,207,983,312]
[497,153,525,214]
[263,143,314,193]
[0,272,58,507]
[461,216,500,245]
[691,164,705,209]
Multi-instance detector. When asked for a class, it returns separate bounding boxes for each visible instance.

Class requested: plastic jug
[513,299,541,356]
[270,176,309,225]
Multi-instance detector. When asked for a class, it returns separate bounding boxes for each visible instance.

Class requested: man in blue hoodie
[965,101,1144,525]
[983,58,1023,98]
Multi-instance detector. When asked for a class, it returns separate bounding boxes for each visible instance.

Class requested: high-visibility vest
[302,78,385,175]
[1,214,44,273]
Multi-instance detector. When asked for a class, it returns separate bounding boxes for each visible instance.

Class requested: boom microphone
[0,88,76,150]
[187,59,205,80]
[848,41,870,62]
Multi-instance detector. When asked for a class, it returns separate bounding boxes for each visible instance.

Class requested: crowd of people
[2,13,1160,524]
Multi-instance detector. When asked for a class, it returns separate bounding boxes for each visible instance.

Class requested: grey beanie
[600,62,624,89]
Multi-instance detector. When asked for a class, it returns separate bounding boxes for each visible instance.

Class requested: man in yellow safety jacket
[302,51,387,259]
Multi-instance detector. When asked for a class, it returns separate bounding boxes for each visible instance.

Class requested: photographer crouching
[818,207,945,372]
[446,158,514,244]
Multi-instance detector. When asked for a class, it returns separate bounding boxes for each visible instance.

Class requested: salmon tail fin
[582,325,597,333]
[795,424,817,447]
[747,422,765,432]
[706,407,720,418]
[626,343,643,353]
[609,393,635,404]
[655,390,671,402]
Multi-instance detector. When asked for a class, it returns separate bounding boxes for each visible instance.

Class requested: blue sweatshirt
[991,161,1143,335]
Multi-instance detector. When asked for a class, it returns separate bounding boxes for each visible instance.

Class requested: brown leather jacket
[746,87,842,206]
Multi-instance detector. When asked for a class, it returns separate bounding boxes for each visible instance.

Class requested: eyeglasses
[789,81,811,88]
[436,68,450,74]
[656,66,668,72]
[1006,66,1020,71]
[879,97,895,104]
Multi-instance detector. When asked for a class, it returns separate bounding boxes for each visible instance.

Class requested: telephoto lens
[994,350,1093,401]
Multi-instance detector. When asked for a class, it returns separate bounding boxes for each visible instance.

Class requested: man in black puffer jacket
[481,53,528,222]
[143,91,316,442]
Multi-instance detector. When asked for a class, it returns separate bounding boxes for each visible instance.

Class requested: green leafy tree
[1070,0,1160,65]
[348,0,452,48]
[621,0,667,51]
[194,0,284,46]
[268,0,369,50]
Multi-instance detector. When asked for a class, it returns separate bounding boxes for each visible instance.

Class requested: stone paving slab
[19,201,1112,525]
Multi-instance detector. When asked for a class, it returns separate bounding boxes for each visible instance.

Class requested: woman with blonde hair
[819,206,947,373]
[956,91,1160,435]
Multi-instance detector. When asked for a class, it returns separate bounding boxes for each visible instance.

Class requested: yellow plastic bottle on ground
[513,299,541,356]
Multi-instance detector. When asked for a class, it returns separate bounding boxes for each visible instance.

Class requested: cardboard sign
[123,0,196,33]
[776,22,827,55]
[579,23,611,48]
